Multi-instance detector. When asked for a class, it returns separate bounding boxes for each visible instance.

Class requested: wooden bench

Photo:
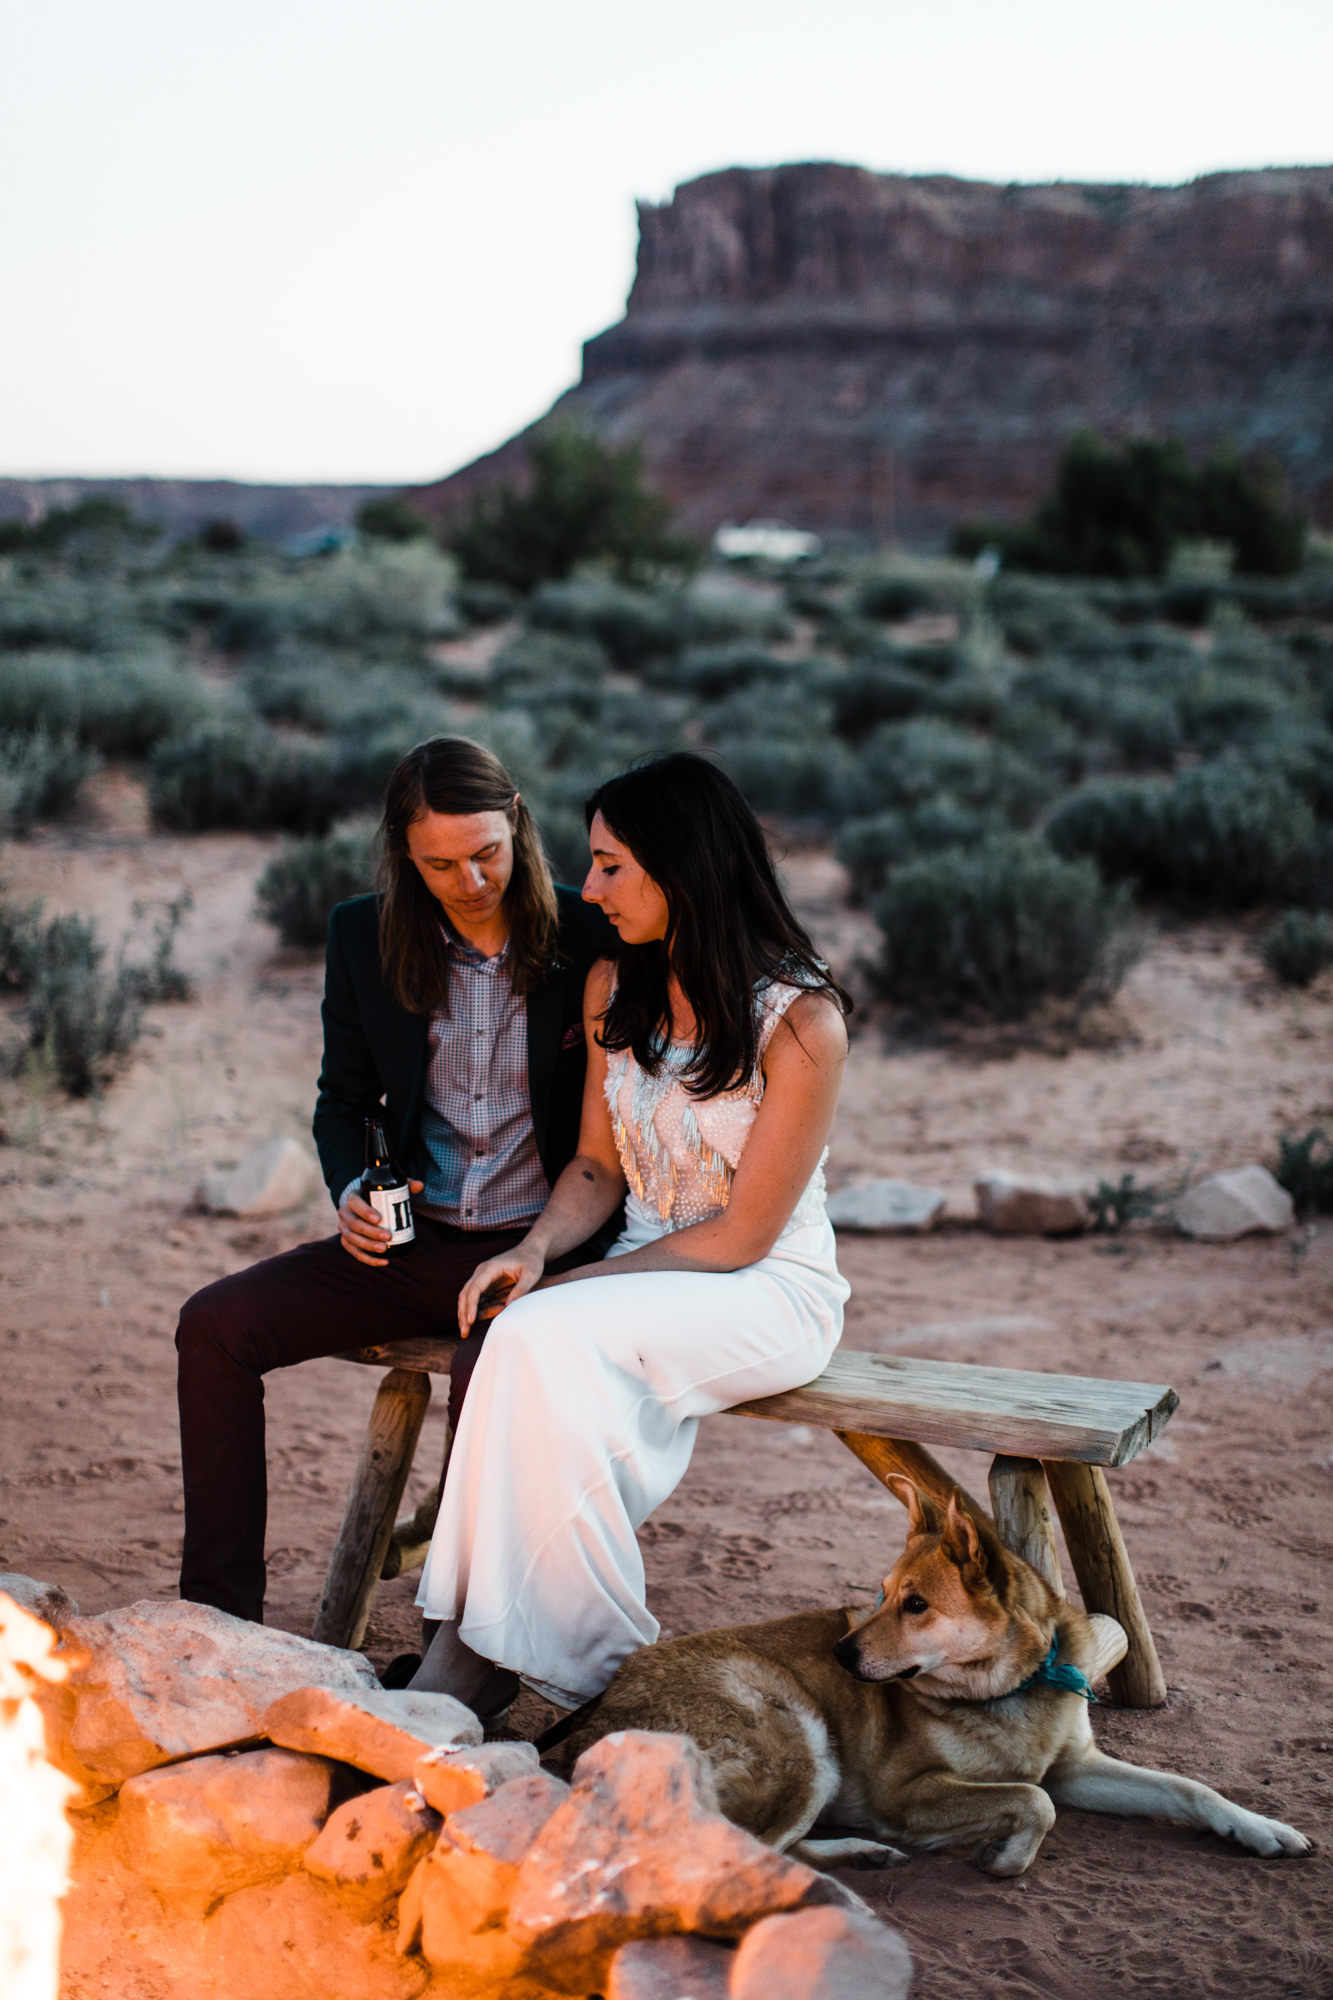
[313,1340,1178,1708]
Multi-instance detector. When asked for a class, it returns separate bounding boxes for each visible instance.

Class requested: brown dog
[555,1479,1310,1876]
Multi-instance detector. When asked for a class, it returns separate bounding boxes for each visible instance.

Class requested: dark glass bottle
[360,1117,416,1255]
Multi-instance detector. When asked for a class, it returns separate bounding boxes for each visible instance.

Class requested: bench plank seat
[340,1340,1178,1468]
[730,1350,1178,1467]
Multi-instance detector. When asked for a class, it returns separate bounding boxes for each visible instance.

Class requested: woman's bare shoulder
[771,986,849,1066]
[584,956,618,1010]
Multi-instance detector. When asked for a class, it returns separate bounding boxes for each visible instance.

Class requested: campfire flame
[0,1593,77,2000]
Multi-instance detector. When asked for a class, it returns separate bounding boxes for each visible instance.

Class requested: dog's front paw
[792,1835,909,1870]
[1224,1809,1312,1858]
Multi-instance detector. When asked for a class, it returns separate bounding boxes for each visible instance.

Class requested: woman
[413,753,851,1719]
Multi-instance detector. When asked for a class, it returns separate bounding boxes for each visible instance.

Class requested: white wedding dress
[416,977,848,1707]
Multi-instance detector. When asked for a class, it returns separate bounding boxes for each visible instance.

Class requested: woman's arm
[465,988,848,1322]
[456,959,626,1331]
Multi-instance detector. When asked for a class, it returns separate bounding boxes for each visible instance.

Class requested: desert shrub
[487,631,607,701]
[148,725,340,834]
[1047,763,1316,905]
[256,831,374,946]
[852,719,1050,826]
[0,897,45,988]
[828,664,941,734]
[1259,910,1333,987]
[0,577,146,654]
[956,434,1305,580]
[7,909,139,1096]
[837,800,1009,903]
[455,581,520,627]
[856,576,937,621]
[450,427,698,592]
[528,579,690,668]
[355,497,432,543]
[1275,1128,1333,1216]
[675,645,798,700]
[1108,692,1183,770]
[0,649,210,755]
[715,735,859,818]
[1180,674,1295,755]
[119,892,194,1003]
[0,731,100,833]
[987,576,1116,657]
[871,832,1135,1017]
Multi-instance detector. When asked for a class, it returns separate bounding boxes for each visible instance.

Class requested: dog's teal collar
[1017,1635,1097,1702]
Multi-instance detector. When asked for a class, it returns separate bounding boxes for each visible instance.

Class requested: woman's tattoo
[582,1170,595,1182]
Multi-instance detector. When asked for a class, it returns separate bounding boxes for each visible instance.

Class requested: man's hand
[338,1179,424,1268]
[457,1245,545,1335]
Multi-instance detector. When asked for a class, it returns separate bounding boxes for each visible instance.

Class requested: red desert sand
[1,816,1330,1999]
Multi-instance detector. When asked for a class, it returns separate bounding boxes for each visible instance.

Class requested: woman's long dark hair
[378,737,558,1013]
[586,753,851,1097]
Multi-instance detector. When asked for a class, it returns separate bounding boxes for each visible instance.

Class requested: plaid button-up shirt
[414,928,551,1230]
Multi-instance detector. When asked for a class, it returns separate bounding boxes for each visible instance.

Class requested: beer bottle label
[369,1185,416,1246]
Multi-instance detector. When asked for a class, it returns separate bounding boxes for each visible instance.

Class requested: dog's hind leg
[791,1835,909,1870]
[1045,1750,1311,1857]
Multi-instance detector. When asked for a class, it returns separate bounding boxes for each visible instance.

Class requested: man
[176,737,616,1626]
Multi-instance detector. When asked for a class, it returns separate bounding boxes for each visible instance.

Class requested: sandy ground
[2,810,1332,1999]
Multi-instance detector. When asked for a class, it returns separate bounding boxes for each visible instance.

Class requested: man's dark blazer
[312,887,618,1209]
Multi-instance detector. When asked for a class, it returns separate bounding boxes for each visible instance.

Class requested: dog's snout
[832,1634,862,1672]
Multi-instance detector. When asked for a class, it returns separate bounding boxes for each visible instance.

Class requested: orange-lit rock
[263,1685,482,1782]
[34,1599,379,1804]
[608,1935,734,1999]
[304,1780,441,1920]
[402,1771,570,1979]
[506,1732,845,1987]
[114,1747,349,1901]
[412,1738,539,1816]
[730,1905,914,1999]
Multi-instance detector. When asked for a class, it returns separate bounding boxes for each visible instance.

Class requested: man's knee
[175,1274,262,1374]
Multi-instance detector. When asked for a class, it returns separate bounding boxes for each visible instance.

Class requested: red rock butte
[412,161,1333,547]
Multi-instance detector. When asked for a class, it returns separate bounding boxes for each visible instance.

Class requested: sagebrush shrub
[675,646,798,700]
[1259,910,1333,987]
[148,725,340,834]
[853,718,1050,826]
[837,800,1009,903]
[1275,1128,1333,1215]
[0,730,99,833]
[856,576,938,622]
[256,832,373,947]
[871,832,1136,1018]
[1047,763,1316,905]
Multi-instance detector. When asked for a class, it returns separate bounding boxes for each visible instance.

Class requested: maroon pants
[175,1216,568,1623]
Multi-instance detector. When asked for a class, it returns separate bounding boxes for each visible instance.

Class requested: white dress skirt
[416,979,848,1708]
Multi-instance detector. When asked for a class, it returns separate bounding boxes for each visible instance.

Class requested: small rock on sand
[731,1906,914,1999]
[196,1137,319,1217]
[0,1574,78,1628]
[1173,1164,1294,1241]
[826,1180,946,1233]
[974,1170,1089,1236]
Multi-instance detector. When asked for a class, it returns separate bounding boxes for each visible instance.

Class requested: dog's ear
[941,1490,1004,1586]
[885,1476,943,1537]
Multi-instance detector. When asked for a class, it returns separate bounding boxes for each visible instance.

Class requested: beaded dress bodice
[604,979,828,1235]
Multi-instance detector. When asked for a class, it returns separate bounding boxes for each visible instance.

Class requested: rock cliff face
[413,162,1333,546]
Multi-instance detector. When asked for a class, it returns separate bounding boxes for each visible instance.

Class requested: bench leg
[1042,1460,1166,1709]
[381,1416,452,1580]
[313,1367,431,1651]
[837,1431,991,1528]
[988,1455,1065,1599]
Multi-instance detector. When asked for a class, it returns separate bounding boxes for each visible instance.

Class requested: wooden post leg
[381,1415,452,1580]
[988,1456,1065,1599]
[313,1368,431,1651]
[837,1431,992,1527]
[1042,1460,1166,1708]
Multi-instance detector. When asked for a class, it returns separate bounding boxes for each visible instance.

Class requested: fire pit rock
[35,1599,381,1804]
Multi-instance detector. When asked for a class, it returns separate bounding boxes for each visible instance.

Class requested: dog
[553,1479,1311,1877]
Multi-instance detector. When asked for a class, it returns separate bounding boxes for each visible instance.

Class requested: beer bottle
[360,1117,416,1255]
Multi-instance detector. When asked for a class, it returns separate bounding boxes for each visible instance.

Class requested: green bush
[355,497,432,543]
[853,719,1050,826]
[148,725,340,834]
[871,832,1136,1017]
[1108,692,1183,770]
[955,434,1306,580]
[1259,910,1333,987]
[487,631,607,701]
[988,575,1119,657]
[8,909,137,1096]
[856,576,937,621]
[528,579,688,668]
[450,428,698,592]
[837,800,1008,903]
[256,832,374,946]
[456,581,520,627]
[0,649,210,756]
[828,664,939,734]
[675,645,798,700]
[1047,763,1316,906]
[715,735,858,819]
[1275,1128,1333,1216]
[0,731,100,833]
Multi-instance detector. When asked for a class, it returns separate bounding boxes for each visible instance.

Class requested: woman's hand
[457,1243,546,1336]
[338,1179,424,1268]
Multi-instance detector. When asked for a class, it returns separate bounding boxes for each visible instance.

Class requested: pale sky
[5,0,1330,486]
